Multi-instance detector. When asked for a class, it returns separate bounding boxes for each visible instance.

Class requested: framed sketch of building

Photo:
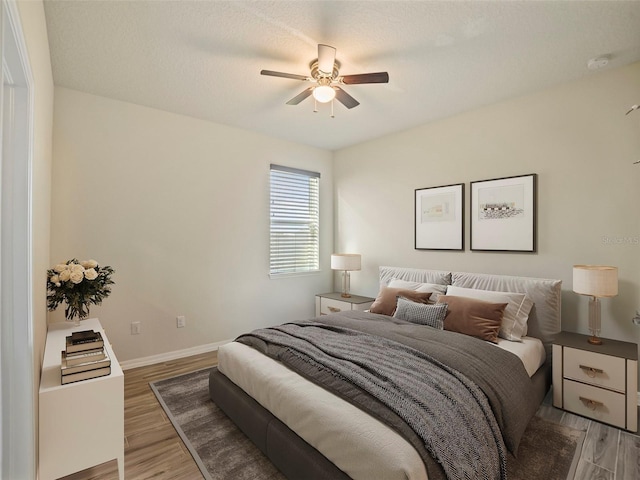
[471,174,537,252]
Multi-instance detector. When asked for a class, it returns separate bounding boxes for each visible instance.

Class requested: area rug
[150,368,584,480]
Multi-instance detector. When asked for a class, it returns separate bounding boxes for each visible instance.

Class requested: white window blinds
[270,164,320,276]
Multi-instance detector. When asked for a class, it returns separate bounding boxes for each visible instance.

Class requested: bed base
[209,364,551,479]
[209,367,350,479]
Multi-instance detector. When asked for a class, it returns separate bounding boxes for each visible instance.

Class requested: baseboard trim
[120,339,233,370]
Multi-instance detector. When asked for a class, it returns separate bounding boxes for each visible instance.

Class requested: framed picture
[470,173,537,252]
[415,183,464,250]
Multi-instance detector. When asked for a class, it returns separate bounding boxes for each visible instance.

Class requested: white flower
[84,268,98,280]
[59,270,71,282]
[50,274,60,284]
[54,264,69,273]
[69,270,84,284]
[70,263,85,273]
[81,259,98,269]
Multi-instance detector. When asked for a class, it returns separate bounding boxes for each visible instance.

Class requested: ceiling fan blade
[317,44,336,75]
[286,87,314,105]
[261,70,309,81]
[334,86,360,109]
[341,72,389,84]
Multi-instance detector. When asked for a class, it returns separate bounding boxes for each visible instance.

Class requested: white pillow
[445,285,533,341]
[387,278,448,303]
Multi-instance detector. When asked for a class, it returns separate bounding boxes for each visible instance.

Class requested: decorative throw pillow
[437,295,507,343]
[369,287,432,316]
[387,278,448,303]
[394,297,448,329]
[445,285,533,341]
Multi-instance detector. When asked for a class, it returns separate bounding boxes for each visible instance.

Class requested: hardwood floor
[59,351,217,480]
[57,352,640,480]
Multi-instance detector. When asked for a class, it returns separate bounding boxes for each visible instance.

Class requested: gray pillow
[394,297,448,329]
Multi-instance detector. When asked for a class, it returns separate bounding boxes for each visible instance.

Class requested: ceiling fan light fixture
[261,44,388,111]
[313,85,335,103]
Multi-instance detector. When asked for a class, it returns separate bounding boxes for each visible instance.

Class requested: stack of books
[61,330,111,385]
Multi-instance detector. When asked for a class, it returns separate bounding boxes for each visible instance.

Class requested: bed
[209,266,562,479]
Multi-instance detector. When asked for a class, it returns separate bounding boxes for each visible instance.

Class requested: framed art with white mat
[471,174,537,252]
[415,183,464,250]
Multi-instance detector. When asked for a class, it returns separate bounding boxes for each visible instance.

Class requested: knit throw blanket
[239,321,507,480]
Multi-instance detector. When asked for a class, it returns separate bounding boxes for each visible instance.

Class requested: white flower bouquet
[47,259,115,323]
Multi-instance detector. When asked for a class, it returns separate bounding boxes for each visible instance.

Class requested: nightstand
[315,292,375,316]
[552,331,637,432]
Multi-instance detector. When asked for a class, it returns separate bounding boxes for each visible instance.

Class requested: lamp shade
[331,254,361,271]
[573,265,618,297]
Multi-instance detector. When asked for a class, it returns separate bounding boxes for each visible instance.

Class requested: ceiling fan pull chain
[331,99,335,118]
[313,97,318,113]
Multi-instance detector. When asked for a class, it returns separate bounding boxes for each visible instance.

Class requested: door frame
[1,0,36,478]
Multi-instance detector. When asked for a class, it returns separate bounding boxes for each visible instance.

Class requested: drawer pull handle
[328,306,342,313]
[579,365,603,378]
[579,396,604,411]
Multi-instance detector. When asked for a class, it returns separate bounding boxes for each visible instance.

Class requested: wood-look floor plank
[616,431,640,480]
[581,422,619,473]
[573,460,615,480]
[535,402,564,423]
[559,410,591,431]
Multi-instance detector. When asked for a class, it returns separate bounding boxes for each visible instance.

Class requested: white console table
[39,318,124,480]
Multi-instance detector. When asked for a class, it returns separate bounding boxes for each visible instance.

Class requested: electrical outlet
[176,316,186,328]
[131,321,141,335]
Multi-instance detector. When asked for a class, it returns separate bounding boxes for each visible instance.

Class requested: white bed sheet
[217,335,546,480]
[491,336,546,377]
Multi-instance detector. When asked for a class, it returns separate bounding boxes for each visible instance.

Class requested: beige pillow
[370,287,432,316]
[437,295,507,343]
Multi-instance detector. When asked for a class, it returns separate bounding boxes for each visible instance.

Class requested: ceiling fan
[261,44,389,115]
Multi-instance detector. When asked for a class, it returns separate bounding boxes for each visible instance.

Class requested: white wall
[334,62,640,362]
[51,87,333,362]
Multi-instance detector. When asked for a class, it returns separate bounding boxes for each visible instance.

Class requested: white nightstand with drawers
[552,331,637,432]
[315,292,375,317]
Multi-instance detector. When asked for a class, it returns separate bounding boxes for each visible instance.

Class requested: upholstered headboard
[379,266,562,357]
[379,266,451,287]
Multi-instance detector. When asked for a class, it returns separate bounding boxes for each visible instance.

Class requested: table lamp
[572,265,618,345]
[331,254,361,298]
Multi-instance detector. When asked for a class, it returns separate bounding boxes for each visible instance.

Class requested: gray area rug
[150,368,584,480]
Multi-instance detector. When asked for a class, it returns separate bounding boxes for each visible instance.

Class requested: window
[270,164,320,276]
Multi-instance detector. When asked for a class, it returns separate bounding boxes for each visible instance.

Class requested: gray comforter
[237,311,538,480]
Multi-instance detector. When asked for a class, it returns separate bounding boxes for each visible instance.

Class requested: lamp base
[340,270,351,299]
[587,296,603,346]
[588,335,603,345]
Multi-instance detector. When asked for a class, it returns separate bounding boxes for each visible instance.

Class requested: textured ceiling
[44,1,640,150]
